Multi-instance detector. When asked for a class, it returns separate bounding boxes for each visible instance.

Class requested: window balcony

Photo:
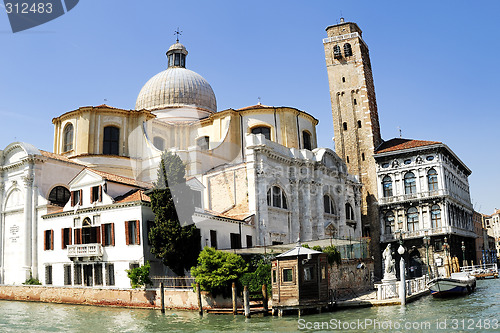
[380,226,476,243]
[379,189,447,206]
[67,243,103,260]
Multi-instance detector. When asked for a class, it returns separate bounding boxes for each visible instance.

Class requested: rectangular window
[44,230,54,251]
[193,191,202,208]
[125,220,140,245]
[94,264,103,286]
[64,264,72,285]
[272,269,277,283]
[74,264,82,285]
[303,266,315,281]
[282,268,293,283]
[73,217,80,228]
[105,264,115,286]
[102,223,114,246]
[246,235,253,248]
[91,185,102,203]
[210,230,217,249]
[321,264,326,281]
[71,189,82,206]
[61,228,72,249]
[45,265,53,285]
[230,233,242,249]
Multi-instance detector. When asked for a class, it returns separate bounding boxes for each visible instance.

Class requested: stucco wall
[0,285,237,310]
[328,259,374,294]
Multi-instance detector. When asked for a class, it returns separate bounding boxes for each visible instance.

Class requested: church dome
[135,42,217,114]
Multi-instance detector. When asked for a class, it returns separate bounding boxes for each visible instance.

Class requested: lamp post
[461,241,466,268]
[423,230,431,278]
[396,230,406,306]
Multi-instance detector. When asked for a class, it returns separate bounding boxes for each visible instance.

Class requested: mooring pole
[196,283,203,316]
[232,282,237,315]
[262,284,268,315]
[243,286,251,318]
[160,282,165,314]
[400,258,406,306]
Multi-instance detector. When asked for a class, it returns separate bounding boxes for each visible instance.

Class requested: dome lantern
[166,42,188,68]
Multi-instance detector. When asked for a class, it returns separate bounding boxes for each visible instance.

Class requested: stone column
[302,180,312,241]
[0,182,4,284]
[290,177,300,243]
[316,180,325,240]
[23,163,34,280]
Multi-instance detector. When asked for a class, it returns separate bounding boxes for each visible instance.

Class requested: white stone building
[0,41,362,287]
[375,138,475,277]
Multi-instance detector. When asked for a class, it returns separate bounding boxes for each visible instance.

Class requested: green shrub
[126,261,153,289]
[191,247,247,297]
[23,277,41,285]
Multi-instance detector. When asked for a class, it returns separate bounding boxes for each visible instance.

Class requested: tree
[126,261,153,289]
[302,244,341,265]
[191,247,248,297]
[148,152,201,276]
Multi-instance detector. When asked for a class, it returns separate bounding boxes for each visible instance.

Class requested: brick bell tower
[323,19,383,276]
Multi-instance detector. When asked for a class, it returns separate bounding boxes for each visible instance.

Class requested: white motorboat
[427,272,476,297]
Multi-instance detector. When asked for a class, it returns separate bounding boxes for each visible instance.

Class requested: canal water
[1,279,499,332]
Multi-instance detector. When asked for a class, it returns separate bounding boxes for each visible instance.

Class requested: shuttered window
[125,220,140,245]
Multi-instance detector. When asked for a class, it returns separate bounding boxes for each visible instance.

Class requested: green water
[1,279,499,332]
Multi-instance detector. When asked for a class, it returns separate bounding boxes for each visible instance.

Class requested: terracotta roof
[375,138,441,154]
[89,169,152,189]
[94,104,119,109]
[114,189,151,203]
[202,208,247,222]
[237,104,273,111]
[40,150,86,166]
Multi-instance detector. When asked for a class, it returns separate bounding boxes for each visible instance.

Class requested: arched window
[153,137,165,151]
[382,176,393,197]
[302,131,312,150]
[345,203,355,221]
[63,123,74,152]
[48,186,70,206]
[431,205,441,229]
[324,195,335,214]
[267,186,287,209]
[357,120,362,128]
[404,172,417,194]
[103,126,119,155]
[251,126,271,140]
[384,211,395,234]
[196,136,209,150]
[344,43,353,57]
[428,169,438,191]
[333,45,342,59]
[407,207,419,232]
[343,122,348,131]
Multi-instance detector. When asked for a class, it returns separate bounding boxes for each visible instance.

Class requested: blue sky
[1,1,499,214]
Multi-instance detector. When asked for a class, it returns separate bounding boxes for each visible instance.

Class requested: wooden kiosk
[271,245,330,316]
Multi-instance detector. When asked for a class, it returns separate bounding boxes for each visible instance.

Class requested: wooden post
[262,284,268,314]
[196,283,203,316]
[400,258,406,306]
[160,282,165,314]
[243,285,251,318]
[232,282,237,315]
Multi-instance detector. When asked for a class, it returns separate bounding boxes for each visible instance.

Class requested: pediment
[69,169,104,188]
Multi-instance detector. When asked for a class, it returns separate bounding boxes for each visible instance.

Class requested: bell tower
[323,19,382,274]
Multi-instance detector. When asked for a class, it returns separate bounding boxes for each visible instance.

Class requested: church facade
[0,39,361,286]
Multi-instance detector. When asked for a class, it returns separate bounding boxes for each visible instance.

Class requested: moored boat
[427,272,476,297]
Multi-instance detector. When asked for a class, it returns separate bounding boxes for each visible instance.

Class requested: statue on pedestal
[382,244,397,282]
